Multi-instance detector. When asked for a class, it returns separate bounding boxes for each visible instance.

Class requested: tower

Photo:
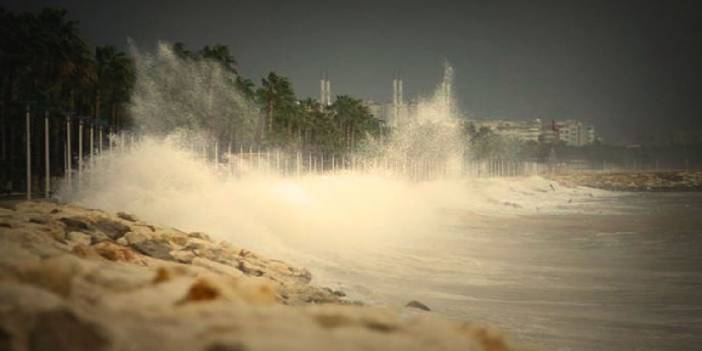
[320,73,331,106]
[392,73,404,122]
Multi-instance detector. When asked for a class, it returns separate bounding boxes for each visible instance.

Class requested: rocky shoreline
[548,171,702,192]
[0,201,531,351]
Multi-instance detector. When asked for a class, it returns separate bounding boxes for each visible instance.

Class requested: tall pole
[89,125,94,166]
[227,142,232,176]
[98,128,103,154]
[399,79,403,105]
[78,120,83,187]
[320,78,326,104]
[66,116,72,187]
[25,105,31,200]
[239,144,244,174]
[44,111,50,198]
[214,141,219,171]
[275,149,280,172]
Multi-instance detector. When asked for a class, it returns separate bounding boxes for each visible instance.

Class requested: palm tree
[94,45,133,125]
[257,72,296,142]
[235,77,255,100]
[172,42,195,60]
[199,44,238,75]
[330,95,380,150]
[0,7,93,112]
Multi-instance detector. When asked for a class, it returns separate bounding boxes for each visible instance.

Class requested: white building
[471,118,542,143]
[555,120,596,146]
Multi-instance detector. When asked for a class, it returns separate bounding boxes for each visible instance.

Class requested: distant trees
[94,45,134,127]
[463,121,538,160]
[1,7,384,154]
[0,8,134,123]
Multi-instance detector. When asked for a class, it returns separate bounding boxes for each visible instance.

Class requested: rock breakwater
[0,201,532,351]
[549,171,702,192]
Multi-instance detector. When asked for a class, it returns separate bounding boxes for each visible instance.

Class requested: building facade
[555,120,596,146]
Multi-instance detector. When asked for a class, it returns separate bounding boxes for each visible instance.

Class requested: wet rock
[192,257,244,278]
[93,241,141,263]
[28,215,51,225]
[123,231,148,245]
[323,287,346,297]
[132,240,174,261]
[71,244,101,259]
[67,232,92,247]
[237,261,264,277]
[116,211,137,222]
[94,218,130,240]
[184,238,211,251]
[405,300,431,311]
[179,279,221,304]
[89,231,110,245]
[29,309,109,351]
[206,342,247,351]
[59,216,93,232]
[187,231,211,240]
[170,249,196,264]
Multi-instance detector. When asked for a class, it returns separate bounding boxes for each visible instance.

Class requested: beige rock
[0,201,535,351]
[192,257,245,279]
[67,231,92,247]
[123,230,149,245]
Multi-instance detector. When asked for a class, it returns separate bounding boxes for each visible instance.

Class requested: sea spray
[58,44,616,291]
[128,41,261,147]
[383,61,466,178]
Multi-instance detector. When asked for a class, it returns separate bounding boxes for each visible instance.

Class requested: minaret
[320,73,331,106]
[320,74,326,105]
[392,72,404,122]
[398,78,403,106]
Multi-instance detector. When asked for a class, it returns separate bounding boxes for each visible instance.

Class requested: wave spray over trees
[383,61,466,178]
[129,42,261,147]
[61,43,591,271]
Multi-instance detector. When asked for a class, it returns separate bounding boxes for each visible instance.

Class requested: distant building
[319,74,332,106]
[555,120,596,146]
[471,118,542,143]
[470,118,597,146]
[364,76,416,127]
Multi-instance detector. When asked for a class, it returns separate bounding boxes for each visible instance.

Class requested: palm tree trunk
[111,104,117,127]
[267,100,273,134]
[94,90,101,123]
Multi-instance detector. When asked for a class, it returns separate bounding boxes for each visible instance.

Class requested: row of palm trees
[171,43,386,153]
[1,7,385,154]
[1,8,134,126]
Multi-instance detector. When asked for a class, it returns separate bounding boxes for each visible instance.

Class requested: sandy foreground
[0,201,534,351]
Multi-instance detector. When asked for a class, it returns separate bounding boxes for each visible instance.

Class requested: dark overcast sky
[3,0,701,142]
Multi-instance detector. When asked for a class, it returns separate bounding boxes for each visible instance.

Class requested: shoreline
[547,170,702,192]
[0,201,532,351]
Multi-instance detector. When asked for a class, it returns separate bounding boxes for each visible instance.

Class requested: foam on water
[58,43,621,268]
[59,136,619,260]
